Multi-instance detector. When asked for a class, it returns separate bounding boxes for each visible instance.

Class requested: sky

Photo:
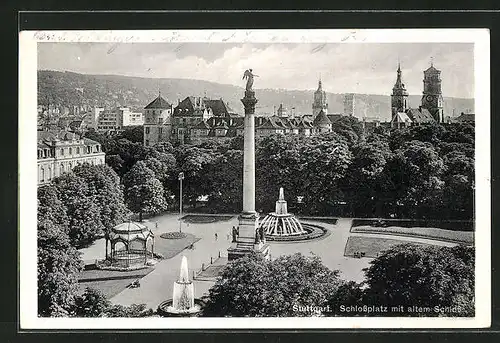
[38,42,474,98]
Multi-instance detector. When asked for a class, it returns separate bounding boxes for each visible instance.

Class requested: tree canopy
[202,252,342,317]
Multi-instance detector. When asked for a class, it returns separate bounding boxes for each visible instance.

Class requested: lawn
[351,225,474,244]
[182,215,235,224]
[155,232,201,259]
[344,236,431,258]
[77,268,155,299]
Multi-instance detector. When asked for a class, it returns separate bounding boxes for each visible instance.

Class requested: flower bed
[160,232,188,239]
[351,225,474,244]
[182,215,234,224]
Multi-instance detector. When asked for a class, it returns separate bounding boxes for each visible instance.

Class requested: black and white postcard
[19,29,490,329]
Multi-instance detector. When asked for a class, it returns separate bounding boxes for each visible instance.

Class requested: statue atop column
[242,69,259,94]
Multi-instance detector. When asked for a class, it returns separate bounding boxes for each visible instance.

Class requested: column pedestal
[228,212,270,261]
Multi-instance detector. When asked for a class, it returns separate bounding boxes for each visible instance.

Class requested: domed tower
[391,62,409,114]
[421,62,444,123]
[312,78,328,117]
[143,91,173,146]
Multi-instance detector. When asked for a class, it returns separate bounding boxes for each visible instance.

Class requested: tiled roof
[391,112,412,123]
[144,94,172,109]
[194,120,211,129]
[456,113,474,122]
[406,108,435,124]
[424,65,440,74]
[327,114,342,123]
[313,110,332,126]
[204,99,230,116]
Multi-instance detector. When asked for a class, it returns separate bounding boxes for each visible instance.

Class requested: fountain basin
[157,299,205,317]
[265,223,328,242]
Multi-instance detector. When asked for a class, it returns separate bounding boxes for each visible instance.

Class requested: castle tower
[391,62,409,114]
[312,78,328,117]
[143,91,173,146]
[421,62,444,123]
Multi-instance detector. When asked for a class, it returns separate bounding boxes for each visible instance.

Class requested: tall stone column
[228,90,270,261]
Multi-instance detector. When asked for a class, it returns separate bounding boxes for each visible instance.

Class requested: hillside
[38,70,474,121]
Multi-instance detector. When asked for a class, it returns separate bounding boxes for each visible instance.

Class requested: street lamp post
[178,172,184,233]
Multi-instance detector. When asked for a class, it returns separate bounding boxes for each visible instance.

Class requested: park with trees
[37,121,475,317]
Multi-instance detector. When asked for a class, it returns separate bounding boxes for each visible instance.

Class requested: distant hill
[38,70,474,121]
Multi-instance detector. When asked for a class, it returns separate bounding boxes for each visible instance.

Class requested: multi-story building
[421,63,444,123]
[343,93,355,117]
[143,92,174,147]
[390,63,438,129]
[37,130,105,186]
[312,78,328,118]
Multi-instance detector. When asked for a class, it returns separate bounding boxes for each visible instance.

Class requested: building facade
[312,79,328,117]
[143,93,173,147]
[391,63,409,114]
[390,63,439,128]
[343,93,355,117]
[421,63,444,123]
[37,130,105,186]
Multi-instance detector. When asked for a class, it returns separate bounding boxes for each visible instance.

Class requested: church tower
[312,78,328,117]
[391,62,409,114]
[421,62,444,123]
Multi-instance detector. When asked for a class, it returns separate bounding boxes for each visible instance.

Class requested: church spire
[317,76,323,91]
[393,62,405,90]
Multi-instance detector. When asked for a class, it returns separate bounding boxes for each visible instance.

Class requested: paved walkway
[84,215,459,310]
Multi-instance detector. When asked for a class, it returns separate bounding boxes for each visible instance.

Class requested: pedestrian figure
[155,222,158,229]
[215,233,218,241]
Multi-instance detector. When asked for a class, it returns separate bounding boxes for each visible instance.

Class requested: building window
[60,163,64,173]
[159,128,163,134]
[145,139,149,146]
[145,127,150,134]
[48,166,52,180]
[40,168,45,182]
[76,147,80,154]
[69,147,72,155]
[60,148,64,156]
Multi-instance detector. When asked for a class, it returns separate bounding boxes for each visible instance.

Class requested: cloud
[38,42,474,98]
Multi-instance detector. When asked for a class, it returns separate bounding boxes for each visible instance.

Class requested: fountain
[259,188,327,242]
[157,256,203,317]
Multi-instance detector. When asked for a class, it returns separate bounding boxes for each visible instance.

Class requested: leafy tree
[256,134,304,212]
[73,287,109,317]
[331,116,363,146]
[73,288,153,317]
[53,173,104,247]
[38,219,83,316]
[387,140,445,218]
[341,139,393,217]
[363,243,475,316]
[299,135,351,215]
[202,252,341,317]
[208,149,243,212]
[105,154,125,175]
[118,125,144,143]
[327,281,364,316]
[72,164,130,232]
[172,146,219,206]
[37,184,69,232]
[153,141,174,154]
[122,161,168,221]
